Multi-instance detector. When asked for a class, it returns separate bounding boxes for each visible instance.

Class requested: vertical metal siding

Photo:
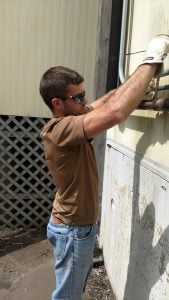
[0,0,99,117]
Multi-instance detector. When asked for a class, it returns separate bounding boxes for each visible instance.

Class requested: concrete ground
[0,239,55,300]
[0,238,115,300]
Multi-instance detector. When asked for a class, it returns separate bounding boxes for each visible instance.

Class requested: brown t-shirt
[41,115,99,225]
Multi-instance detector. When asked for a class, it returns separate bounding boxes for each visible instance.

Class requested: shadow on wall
[119,112,169,300]
[93,131,107,229]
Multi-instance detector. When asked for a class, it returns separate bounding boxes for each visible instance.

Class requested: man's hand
[141,34,169,76]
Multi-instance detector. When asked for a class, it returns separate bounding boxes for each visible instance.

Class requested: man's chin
[65,109,86,116]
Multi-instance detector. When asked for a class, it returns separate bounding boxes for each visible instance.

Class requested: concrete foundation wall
[99,140,169,300]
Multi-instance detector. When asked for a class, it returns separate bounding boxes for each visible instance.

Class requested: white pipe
[118,0,129,83]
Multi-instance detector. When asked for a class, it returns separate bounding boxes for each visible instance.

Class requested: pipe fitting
[138,98,169,111]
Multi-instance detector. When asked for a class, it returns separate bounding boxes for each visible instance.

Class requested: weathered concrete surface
[0,239,55,300]
[100,140,169,300]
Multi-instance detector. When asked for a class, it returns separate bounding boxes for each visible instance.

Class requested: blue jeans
[47,218,97,300]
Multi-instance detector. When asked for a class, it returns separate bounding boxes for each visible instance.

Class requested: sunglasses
[57,91,86,104]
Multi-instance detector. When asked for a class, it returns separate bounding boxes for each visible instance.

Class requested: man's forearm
[107,64,157,120]
[91,90,116,110]
[92,64,156,112]
[83,64,157,138]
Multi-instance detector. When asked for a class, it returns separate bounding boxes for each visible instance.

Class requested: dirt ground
[86,263,116,300]
[0,227,116,300]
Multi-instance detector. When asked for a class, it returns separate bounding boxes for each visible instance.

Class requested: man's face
[62,83,87,116]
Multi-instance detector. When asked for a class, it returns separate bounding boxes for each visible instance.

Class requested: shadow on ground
[0,228,116,300]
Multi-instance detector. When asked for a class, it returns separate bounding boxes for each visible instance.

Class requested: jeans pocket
[47,227,68,261]
[75,224,93,241]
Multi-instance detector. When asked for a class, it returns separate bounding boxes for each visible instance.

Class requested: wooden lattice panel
[0,116,55,229]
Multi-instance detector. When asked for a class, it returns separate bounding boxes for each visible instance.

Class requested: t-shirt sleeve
[42,115,87,147]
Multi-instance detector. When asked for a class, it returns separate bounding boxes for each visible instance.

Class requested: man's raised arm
[84,35,169,139]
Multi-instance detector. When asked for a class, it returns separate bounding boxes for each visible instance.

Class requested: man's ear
[51,98,62,110]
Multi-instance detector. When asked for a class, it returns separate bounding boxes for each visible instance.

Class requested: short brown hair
[39,66,84,111]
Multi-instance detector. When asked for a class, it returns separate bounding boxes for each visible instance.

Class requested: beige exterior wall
[109,0,169,167]
[100,1,169,299]
[0,0,99,118]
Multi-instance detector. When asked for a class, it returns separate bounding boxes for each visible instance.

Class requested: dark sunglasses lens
[74,92,85,103]
[74,97,81,103]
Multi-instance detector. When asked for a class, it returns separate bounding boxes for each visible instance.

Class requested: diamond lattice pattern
[0,116,55,228]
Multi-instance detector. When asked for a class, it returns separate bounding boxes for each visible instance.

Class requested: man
[39,35,169,300]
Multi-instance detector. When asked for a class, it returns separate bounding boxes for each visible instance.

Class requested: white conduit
[118,0,129,83]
